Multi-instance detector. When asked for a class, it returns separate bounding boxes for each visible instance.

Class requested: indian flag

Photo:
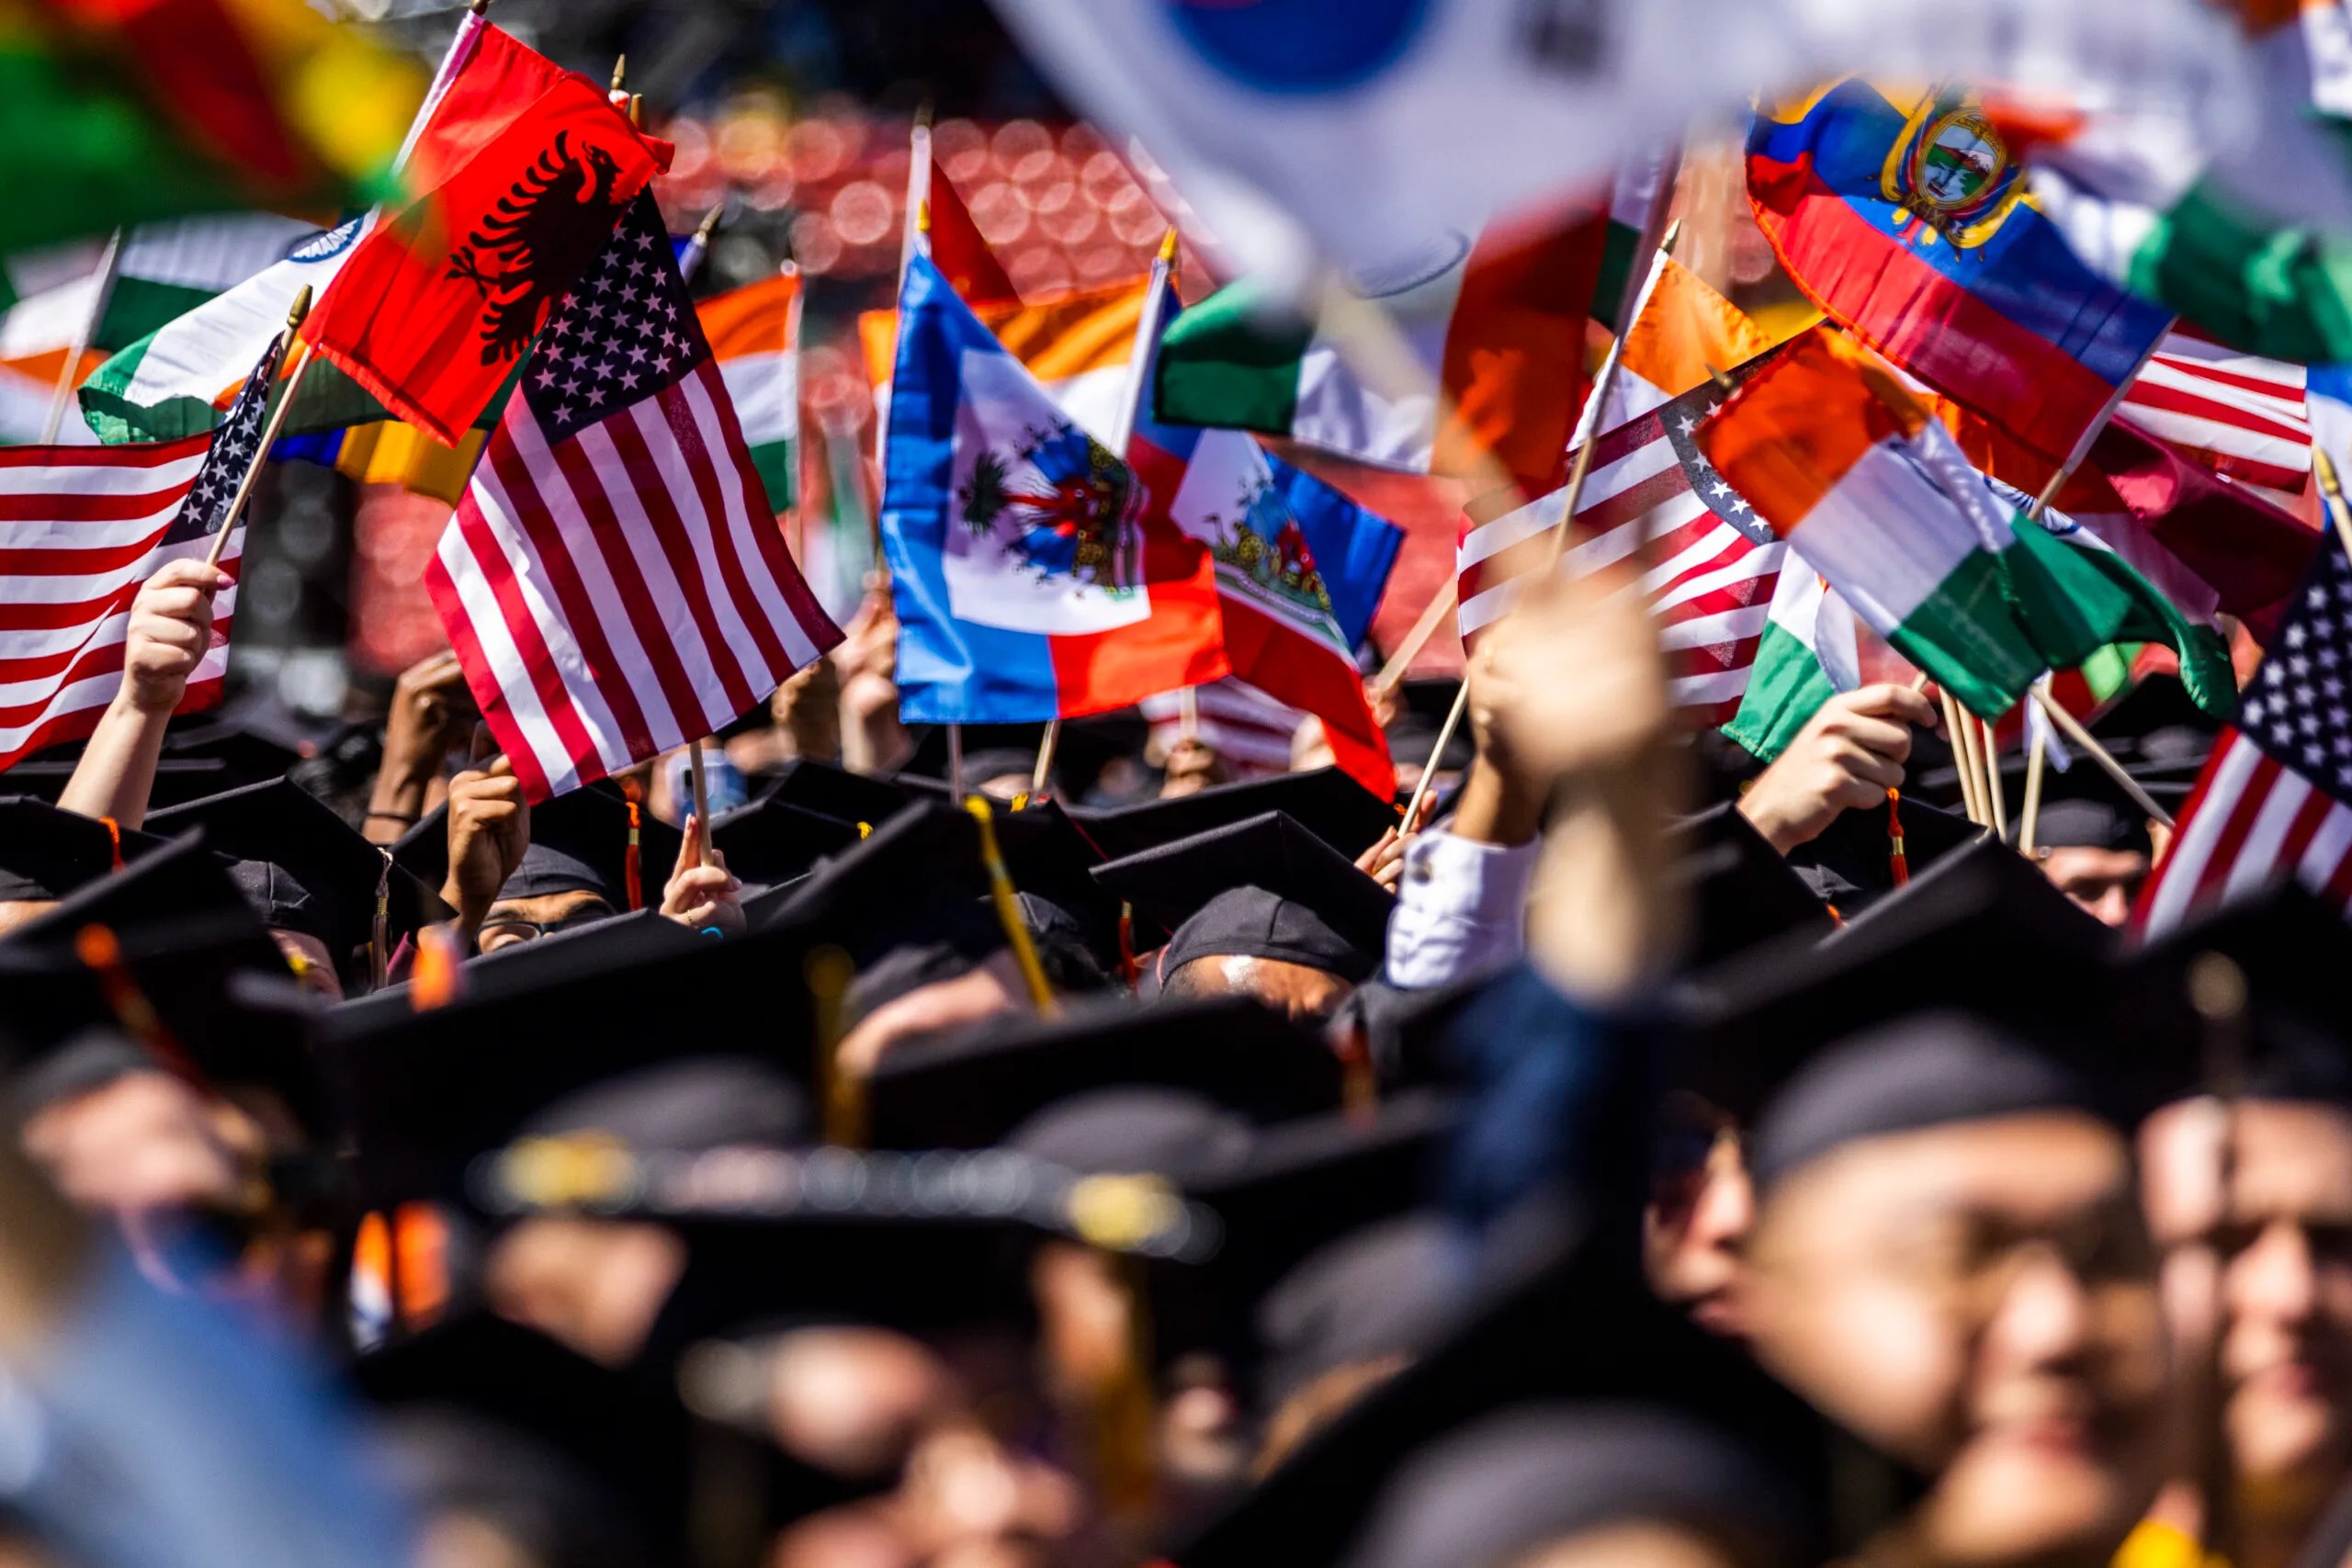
[861,276,1148,446]
[2030,0,2352,364]
[79,217,397,444]
[1721,570,1860,761]
[1592,148,1680,333]
[1695,328,2154,719]
[1150,209,1603,491]
[697,270,799,512]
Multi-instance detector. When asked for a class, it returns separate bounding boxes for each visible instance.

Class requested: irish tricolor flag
[1721,570,1860,762]
[1696,329,2149,719]
[1150,208,1604,492]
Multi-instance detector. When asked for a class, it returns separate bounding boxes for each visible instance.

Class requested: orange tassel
[624,797,644,911]
[1886,787,1910,887]
[99,816,122,871]
[74,924,204,1085]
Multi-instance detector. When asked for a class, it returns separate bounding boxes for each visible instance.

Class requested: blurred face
[1167,954,1352,1024]
[836,951,1029,1080]
[1645,1127,1754,1340]
[2215,1100,2352,1516]
[1742,1112,2165,1568]
[766,1326,956,1478]
[476,890,616,954]
[1515,1521,1748,1568]
[2037,847,2148,929]
[483,1216,686,1368]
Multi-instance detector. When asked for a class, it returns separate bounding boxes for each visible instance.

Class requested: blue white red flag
[878,253,1227,723]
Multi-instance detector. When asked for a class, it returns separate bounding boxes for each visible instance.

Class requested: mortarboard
[1168,1220,1838,1568]
[515,1056,813,1154]
[861,994,1347,1150]
[1781,792,1982,911]
[1070,767,1400,862]
[753,757,911,828]
[3,715,306,810]
[0,838,327,1135]
[392,783,685,913]
[1998,758,2157,855]
[1342,1403,1807,1568]
[1253,1212,1460,1412]
[705,795,862,889]
[358,1313,804,1568]
[1676,836,2117,1131]
[1671,803,1836,965]
[1093,809,1394,963]
[896,714,1148,803]
[1744,1010,2111,1194]
[147,778,452,968]
[0,797,166,903]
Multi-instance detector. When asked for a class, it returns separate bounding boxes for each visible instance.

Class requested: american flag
[0,333,283,773]
[427,195,842,802]
[1141,677,1305,779]
[1454,372,1785,727]
[2118,330,2309,510]
[2137,539,2352,936]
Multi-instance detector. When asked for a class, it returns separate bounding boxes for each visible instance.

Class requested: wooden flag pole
[687,744,713,866]
[1368,580,1457,699]
[2313,448,2352,565]
[2020,698,2050,858]
[205,285,315,570]
[41,227,121,446]
[1941,685,1984,826]
[1031,719,1060,798]
[947,722,965,800]
[1176,685,1199,743]
[1398,684,1467,835]
[1979,716,2008,838]
[2031,684,2174,829]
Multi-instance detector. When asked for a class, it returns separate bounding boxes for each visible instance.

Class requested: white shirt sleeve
[1383,829,1542,990]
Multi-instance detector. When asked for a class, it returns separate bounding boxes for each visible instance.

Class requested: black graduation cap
[147,778,453,967]
[896,714,1148,803]
[1327,975,1489,1093]
[1782,792,1983,911]
[1167,1221,1839,1568]
[323,904,841,1208]
[1140,1089,1460,1393]
[753,757,911,828]
[861,994,1347,1151]
[988,798,1125,964]
[1092,811,1394,972]
[751,799,1001,962]
[392,783,685,913]
[1670,803,1835,966]
[0,836,326,1134]
[705,795,862,889]
[1674,836,2117,1131]
[357,1314,811,1567]
[2,713,306,810]
[2000,759,2157,855]
[0,797,167,903]
[1070,767,1400,862]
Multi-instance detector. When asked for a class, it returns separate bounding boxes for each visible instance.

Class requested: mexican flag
[1696,329,2177,719]
[1721,570,1860,761]
[696,271,799,512]
[1150,206,1605,493]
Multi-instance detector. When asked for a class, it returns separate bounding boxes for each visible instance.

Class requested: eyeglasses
[477,908,616,951]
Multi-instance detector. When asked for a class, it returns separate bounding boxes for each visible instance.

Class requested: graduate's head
[2010,775,2154,930]
[1097,810,1394,1024]
[1736,1011,2163,1568]
[2138,999,2352,1518]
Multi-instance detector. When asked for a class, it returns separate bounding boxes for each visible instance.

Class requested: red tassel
[624,797,644,912]
[1116,901,1142,991]
[1885,787,1910,887]
[100,816,122,871]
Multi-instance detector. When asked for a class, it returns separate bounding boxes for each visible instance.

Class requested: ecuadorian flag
[1747,80,2172,470]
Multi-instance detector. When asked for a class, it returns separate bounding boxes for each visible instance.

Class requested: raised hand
[660,814,745,937]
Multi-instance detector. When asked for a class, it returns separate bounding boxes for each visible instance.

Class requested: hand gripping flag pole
[205,285,314,570]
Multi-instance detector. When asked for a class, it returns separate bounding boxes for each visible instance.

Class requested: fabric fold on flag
[1151,205,1605,493]
[426,196,841,802]
[1720,570,1860,762]
[1697,329,2158,719]
[2136,537,2352,935]
[301,25,668,446]
[878,252,1226,724]
[1747,79,2174,469]
[0,328,284,771]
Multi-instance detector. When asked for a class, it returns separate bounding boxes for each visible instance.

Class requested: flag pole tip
[628,94,645,130]
[609,54,626,92]
[915,199,931,235]
[695,204,725,244]
[287,284,313,327]
[1157,228,1180,264]
[467,0,488,14]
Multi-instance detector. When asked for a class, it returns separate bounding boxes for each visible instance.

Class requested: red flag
[929,161,1019,306]
[301,25,667,446]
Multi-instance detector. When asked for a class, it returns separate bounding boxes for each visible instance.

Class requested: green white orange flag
[1695,328,2150,718]
[1721,569,1860,762]
[696,270,799,511]
[1150,207,1605,493]
[1570,252,1791,445]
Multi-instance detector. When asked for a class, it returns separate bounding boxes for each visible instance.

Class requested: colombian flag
[1747,80,2172,472]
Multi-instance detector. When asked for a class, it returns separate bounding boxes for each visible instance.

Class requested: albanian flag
[300,24,668,446]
